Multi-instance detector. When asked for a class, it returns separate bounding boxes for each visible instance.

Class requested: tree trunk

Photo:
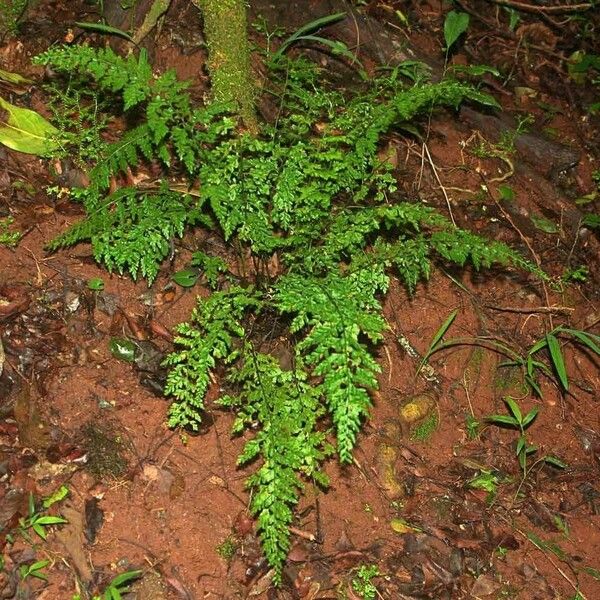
[192,0,257,133]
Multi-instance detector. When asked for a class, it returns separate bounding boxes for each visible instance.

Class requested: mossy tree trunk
[192,0,258,133]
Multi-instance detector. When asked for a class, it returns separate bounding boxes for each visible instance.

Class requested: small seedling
[19,559,50,582]
[486,398,566,473]
[71,569,142,600]
[422,311,600,397]
[99,569,142,600]
[19,493,67,541]
[0,216,21,246]
[486,397,539,471]
[469,469,502,498]
[465,414,480,440]
[351,564,381,600]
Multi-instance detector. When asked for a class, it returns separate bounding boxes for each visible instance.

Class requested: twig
[423,142,457,226]
[485,0,592,14]
[289,526,316,541]
[484,305,574,315]
[477,173,554,330]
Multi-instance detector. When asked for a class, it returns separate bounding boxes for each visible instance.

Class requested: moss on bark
[193,0,257,132]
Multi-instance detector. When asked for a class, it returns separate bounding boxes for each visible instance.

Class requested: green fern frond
[219,349,332,583]
[35,45,154,110]
[48,185,194,282]
[163,287,262,429]
[276,271,385,463]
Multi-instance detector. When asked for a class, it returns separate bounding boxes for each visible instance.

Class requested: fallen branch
[485,0,592,14]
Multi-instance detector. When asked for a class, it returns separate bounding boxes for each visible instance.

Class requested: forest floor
[1,0,599,598]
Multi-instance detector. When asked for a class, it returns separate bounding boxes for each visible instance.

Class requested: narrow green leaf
[504,397,522,423]
[444,11,469,50]
[582,566,600,581]
[544,455,567,469]
[30,569,49,581]
[528,339,548,355]
[276,12,347,57]
[75,21,134,42]
[521,407,539,428]
[32,523,47,540]
[525,374,542,397]
[516,435,526,456]
[430,309,458,352]
[561,328,600,355]
[43,485,69,509]
[449,64,500,77]
[487,414,519,427]
[546,333,568,390]
[0,96,59,155]
[110,570,143,587]
[35,515,68,525]
[530,214,559,234]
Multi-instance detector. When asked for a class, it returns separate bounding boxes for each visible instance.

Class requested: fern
[39,44,540,580]
[275,269,387,463]
[219,349,332,582]
[163,287,262,429]
[34,46,235,282]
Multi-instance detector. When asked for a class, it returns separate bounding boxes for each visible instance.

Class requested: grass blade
[276,12,347,56]
[546,333,568,390]
[561,328,600,355]
[504,397,522,423]
[75,22,134,41]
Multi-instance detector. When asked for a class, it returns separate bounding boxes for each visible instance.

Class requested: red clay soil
[1,1,599,599]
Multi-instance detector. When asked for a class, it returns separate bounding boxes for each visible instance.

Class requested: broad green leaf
[75,21,134,41]
[464,87,501,110]
[109,338,136,362]
[582,214,600,228]
[172,268,199,287]
[0,96,59,155]
[546,333,568,390]
[87,277,105,291]
[444,11,469,50]
[498,185,515,201]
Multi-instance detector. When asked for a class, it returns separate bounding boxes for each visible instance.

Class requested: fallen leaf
[0,96,59,155]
